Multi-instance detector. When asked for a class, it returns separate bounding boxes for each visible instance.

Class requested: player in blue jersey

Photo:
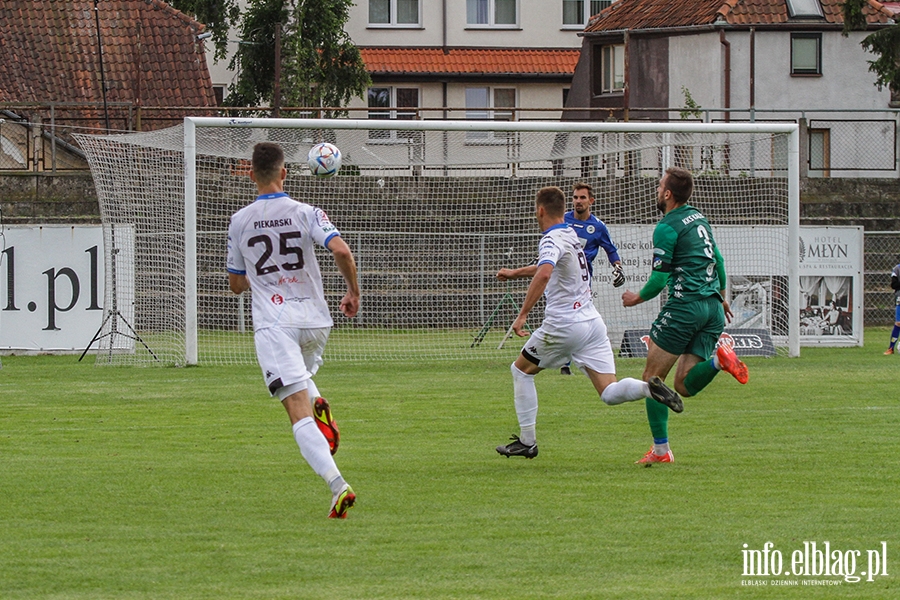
[886,261,900,354]
[565,182,624,283]
[559,183,625,375]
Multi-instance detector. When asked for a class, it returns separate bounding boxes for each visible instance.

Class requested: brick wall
[0,173,99,224]
[2,173,898,326]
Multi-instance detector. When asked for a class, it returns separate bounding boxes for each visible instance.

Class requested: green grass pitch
[1,329,898,599]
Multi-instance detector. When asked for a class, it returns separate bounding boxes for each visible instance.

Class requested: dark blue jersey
[564,211,620,276]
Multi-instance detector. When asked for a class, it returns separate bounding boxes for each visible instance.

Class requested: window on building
[465,86,517,140]
[369,0,420,26]
[562,0,612,27]
[596,44,624,93]
[786,0,824,18]
[809,128,830,177]
[0,134,26,166]
[791,33,821,75]
[367,86,420,140]
[467,0,517,26]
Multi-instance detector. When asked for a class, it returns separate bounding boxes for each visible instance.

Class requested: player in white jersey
[495,186,682,458]
[226,142,360,518]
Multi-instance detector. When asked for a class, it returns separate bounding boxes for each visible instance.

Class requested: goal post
[76,118,800,366]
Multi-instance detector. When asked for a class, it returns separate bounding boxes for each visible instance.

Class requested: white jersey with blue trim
[226,192,338,330]
[537,223,600,326]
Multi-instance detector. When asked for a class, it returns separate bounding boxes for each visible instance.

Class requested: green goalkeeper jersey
[651,204,723,304]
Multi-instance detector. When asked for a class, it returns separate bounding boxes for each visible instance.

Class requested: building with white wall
[566,0,898,176]
[205,1,619,119]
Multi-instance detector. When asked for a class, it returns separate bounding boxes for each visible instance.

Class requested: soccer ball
[307,142,342,178]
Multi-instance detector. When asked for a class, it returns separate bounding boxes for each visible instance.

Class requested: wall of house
[669,31,890,113]
[666,29,894,115]
[345,81,568,120]
[441,83,566,120]
[628,36,669,120]
[209,1,586,93]
[662,29,899,178]
[346,0,584,49]
[751,30,889,110]
[667,32,723,117]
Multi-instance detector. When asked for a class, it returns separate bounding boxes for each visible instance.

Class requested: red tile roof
[584,0,894,32]
[359,48,581,77]
[0,0,215,108]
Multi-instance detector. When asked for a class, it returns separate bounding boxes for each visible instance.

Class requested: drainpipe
[719,29,730,123]
[749,27,756,118]
[623,30,630,121]
[273,24,281,118]
[135,20,142,131]
[442,0,448,54]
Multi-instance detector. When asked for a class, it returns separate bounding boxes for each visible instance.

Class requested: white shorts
[254,326,330,397]
[520,317,615,374]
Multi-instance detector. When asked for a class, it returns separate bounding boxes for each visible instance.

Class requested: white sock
[519,425,536,447]
[654,442,670,456]
[306,379,321,402]
[511,363,538,445]
[292,417,341,490]
[601,377,650,405]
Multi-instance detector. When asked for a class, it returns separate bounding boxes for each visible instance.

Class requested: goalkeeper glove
[612,263,625,287]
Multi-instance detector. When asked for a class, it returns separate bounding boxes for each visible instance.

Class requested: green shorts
[649,296,725,359]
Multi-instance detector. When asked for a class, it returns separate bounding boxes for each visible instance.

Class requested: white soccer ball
[307,142,342,178]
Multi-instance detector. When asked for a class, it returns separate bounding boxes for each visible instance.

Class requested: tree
[842,0,900,106]
[170,0,241,61]
[226,0,287,107]
[226,0,370,113]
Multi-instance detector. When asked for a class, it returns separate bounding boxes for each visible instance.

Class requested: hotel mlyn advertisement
[599,225,863,357]
[797,227,864,347]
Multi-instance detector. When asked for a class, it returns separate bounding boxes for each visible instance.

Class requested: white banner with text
[0,225,134,353]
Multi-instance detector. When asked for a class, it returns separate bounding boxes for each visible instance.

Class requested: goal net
[75,118,799,366]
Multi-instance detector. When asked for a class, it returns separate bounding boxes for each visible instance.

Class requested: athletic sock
[519,425,536,447]
[306,379,321,402]
[683,359,719,396]
[292,417,341,486]
[890,325,900,350]
[601,377,650,405]
[511,363,538,445]
[646,397,669,444]
[653,439,670,456]
[328,475,347,496]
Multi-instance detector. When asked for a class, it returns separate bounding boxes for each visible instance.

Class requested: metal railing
[865,232,900,327]
[1,102,898,177]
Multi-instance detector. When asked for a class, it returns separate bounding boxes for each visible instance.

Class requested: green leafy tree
[226,0,370,113]
[842,0,900,105]
[170,0,240,61]
[226,0,288,107]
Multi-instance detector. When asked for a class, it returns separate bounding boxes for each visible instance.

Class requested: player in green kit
[621,167,748,464]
